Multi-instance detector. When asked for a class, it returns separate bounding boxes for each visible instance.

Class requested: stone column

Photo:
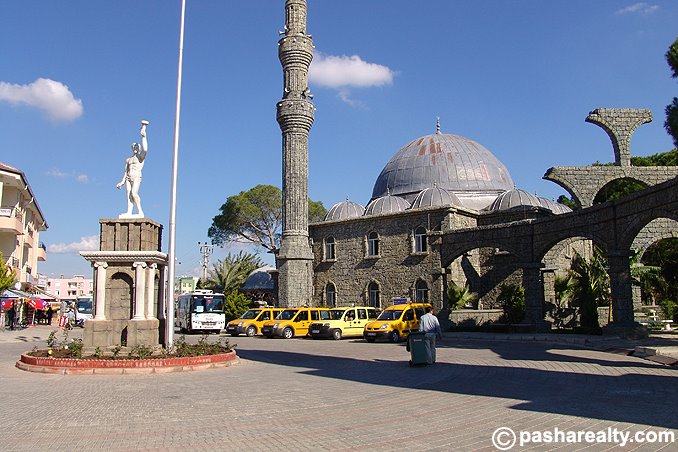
[522,263,550,331]
[93,261,108,320]
[607,251,635,324]
[541,267,556,322]
[145,263,157,319]
[133,261,147,320]
[157,264,166,321]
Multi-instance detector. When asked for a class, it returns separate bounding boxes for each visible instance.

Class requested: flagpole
[166,0,186,348]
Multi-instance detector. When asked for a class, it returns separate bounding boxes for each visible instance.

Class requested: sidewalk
[0,324,68,345]
[444,330,678,363]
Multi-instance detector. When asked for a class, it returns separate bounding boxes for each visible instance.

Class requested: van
[226,307,284,337]
[261,307,331,339]
[309,306,378,340]
[363,302,431,342]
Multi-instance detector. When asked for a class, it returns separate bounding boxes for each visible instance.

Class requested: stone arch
[619,210,678,252]
[592,177,649,206]
[108,271,134,321]
[630,217,678,259]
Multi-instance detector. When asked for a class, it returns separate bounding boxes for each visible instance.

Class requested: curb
[15,351,239,375]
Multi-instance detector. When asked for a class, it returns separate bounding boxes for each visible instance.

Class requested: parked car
[363,302,431,342]
[309,306,378,340]
[261,307,331,339]
[226,307,284,337]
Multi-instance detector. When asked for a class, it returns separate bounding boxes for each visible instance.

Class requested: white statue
[117,120,149,218]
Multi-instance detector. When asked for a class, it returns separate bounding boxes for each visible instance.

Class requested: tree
[223,290,252,322]
[0,253,17,293]
[203,251,264,294]
[208,184,327,252]
[496,284,525,324]
[446,282,478,310]
[665,37,678,148]
[569,248,609,333]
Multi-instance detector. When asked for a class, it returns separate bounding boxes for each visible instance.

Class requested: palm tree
[204,251,264,294]
[447,282,478,310]
[569,247,609,332]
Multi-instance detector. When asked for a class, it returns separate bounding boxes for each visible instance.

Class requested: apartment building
[44,274,93,301]
[0,162,48,289]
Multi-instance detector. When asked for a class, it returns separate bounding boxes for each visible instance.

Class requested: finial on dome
[345,195,350,201]
[436,117,441,134]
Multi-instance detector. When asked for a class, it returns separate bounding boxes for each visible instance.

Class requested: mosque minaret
[276,0,315,306]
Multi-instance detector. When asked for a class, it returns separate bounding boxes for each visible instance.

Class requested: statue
[117,120,149,218]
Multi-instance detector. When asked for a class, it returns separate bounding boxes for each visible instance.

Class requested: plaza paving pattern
[1,326,677,451]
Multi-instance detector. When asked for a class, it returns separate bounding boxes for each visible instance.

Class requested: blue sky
[1,1,676,279]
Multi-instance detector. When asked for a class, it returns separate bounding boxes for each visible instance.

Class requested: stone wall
[449,309,503,327]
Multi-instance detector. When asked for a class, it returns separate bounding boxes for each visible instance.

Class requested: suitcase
[407,331,430,366]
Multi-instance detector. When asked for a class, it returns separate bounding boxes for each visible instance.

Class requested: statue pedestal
[80,218,167,352]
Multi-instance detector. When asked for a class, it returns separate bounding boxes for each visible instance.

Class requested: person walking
[8,303,16,330]
[47,306,54,325]
[418,306,443,364]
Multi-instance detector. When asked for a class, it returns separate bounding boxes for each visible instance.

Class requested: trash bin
[407,331,429,366]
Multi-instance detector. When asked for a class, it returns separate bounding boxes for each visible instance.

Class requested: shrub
[497,284,525,324]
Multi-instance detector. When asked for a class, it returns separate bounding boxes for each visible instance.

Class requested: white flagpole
[166,0,186,348]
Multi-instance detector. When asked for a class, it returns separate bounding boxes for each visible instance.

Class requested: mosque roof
[364,193,411,216]
[371,125,514,202]
[240,266,275,291]
[410,185,462,209]
[488,188,542,211]
[324,200,366,221]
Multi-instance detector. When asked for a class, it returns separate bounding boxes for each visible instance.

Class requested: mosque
[307,121,573,313]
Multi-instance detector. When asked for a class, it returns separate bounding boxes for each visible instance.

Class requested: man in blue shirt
[418,306,443,364]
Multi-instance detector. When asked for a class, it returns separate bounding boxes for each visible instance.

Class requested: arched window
[325,283,336,307]
[324,236,335,260]
[414,226,427,253]
[367,232,379,257]
[415,279,429,302]
[368,281,380,308]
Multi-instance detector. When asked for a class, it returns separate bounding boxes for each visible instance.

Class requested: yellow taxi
[225,307,284,337]
[261,307,331,339]
[363,302,431,343]
[309,306,378,340]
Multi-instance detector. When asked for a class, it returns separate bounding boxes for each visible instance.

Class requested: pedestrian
[8,303,16,330]
[36,308,43,325]
[47,306,54,325]
[418,306,443,364]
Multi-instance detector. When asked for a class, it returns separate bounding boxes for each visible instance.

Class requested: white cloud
[48,235,98,254]
[309,52,395,106]
[46,168,89,184]
[0,78,83,122]
[616,3,659,14]
[310,52,394,88]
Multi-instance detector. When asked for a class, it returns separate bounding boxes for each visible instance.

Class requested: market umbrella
[1,299,15,310]
[27,299,49,310]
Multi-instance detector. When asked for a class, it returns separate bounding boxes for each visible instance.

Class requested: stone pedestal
[80,218,167,352]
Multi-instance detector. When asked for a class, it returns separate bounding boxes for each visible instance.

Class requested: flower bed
[17,351,238,374]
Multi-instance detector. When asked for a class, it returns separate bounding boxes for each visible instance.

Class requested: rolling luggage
[407,331,430,366]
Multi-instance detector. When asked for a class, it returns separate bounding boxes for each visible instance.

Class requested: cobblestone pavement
[1,326,677,451]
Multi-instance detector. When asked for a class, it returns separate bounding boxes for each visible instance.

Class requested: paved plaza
[1,326,677,451]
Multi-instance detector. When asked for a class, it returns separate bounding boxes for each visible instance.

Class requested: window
[325,237,335,260]
[368,282,380,308]
[415,280,429,302]
[414,226,427,253]
[367,232,379,257]
[357,309,367,320]
[295,311,309,322]
[310,310,320,321]
[325,283,336,307]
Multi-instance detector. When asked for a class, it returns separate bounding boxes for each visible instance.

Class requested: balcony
[0,206,22,234]
[23,231,34,248]
[37,242,47,261]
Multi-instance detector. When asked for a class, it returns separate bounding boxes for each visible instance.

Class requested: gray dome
[365,194,411,216]
[410,186,462,209]
[537,196,573,215]
[324,200,365,221]
[488,188,541,211]
[372,132,514,209]
[240,266,275,291]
